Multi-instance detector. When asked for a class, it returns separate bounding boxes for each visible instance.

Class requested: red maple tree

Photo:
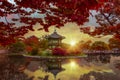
[0,0,107,46]
[23,36,39,52]
[80,0,120,39]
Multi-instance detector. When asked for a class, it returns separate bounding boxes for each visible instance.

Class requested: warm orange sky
[24,22,112,45]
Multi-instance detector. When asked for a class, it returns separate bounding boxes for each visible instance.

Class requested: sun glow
[70,40,76,46]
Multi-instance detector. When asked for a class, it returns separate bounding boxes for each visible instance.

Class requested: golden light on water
[23,60,113,80]
[70,61,77,68]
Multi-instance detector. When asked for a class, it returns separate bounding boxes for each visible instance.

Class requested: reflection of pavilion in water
[21,56,85,80]
[7,52,119,80]
[47,58,65,77]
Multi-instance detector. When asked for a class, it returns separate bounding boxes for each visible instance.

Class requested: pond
[0,54,120,80]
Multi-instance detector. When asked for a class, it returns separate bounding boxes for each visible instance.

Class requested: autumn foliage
[80,0,120,39]
[0,0,107,46]
[52,47,67,56]
[23,36,39,52]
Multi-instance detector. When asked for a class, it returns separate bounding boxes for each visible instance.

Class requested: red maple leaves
[80,24,120,39]
[52,47,67,56]
[0,0,107,46]
[80,0,120,39]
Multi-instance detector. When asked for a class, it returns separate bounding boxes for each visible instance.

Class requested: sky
[24,21,112,45]
[23,10,112,45]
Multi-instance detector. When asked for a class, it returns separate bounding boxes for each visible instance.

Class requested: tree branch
[101,10,114,26]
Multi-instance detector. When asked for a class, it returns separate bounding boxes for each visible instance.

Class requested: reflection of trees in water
[0,54,31,80]
[86,54,111,64]
[79,71,120,80]
[0,54,53,80]
[0,54,120,80]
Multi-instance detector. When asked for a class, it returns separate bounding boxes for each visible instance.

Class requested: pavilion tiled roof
[47,30,65,39]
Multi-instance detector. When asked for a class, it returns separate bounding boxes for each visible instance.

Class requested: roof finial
[54,27,56,32]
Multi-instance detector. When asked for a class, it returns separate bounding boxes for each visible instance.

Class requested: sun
[70,40,76,46]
